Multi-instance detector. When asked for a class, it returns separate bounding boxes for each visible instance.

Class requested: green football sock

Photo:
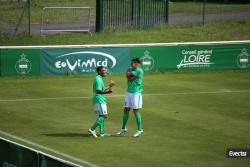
[135,111,142,131]
[91,116,104,130]
[122,111,129,129]
[100,117,105,134]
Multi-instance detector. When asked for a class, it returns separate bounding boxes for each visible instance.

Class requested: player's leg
[122,93,133,130]
[89,115,102,138]
[117,93,131,135]
[99,104,108,136]
[122,107,130,129]
[88,104,105,138]
[132,93,143,137]
[100,115,111,137]
[134,109,142,131]
[133,109,143,137]
[117,107,130,135]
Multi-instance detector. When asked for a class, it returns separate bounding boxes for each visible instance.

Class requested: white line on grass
[0,130,100,167]
[0,90,249,102]
[0,40,250,49]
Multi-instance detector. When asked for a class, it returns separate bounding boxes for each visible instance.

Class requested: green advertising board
[131,46,178,71]
[0,42,249,77]
[39,154,80,167]
[176,43,250,70]
[131,43,250,72]
[0,138,38,167]
[0,137,81,167]
[41,47,130,75]
[1,49,40,76]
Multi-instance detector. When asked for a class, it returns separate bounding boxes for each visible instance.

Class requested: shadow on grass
[44,133,90,138]
[43,133,127,138]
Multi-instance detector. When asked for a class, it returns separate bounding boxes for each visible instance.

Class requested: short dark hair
[96,66,104,74]
[132,58,141,64]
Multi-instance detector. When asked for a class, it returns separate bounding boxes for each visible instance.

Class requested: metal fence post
[97,0,168,30]
[13,1,28,36]
[28,0,31,36]
[203,0,206,25]
[165,0,169,24]
[138,0,142,29]
[96,0,104,32]
[131,0,134,24]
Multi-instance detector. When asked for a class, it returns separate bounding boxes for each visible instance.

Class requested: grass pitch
[0,70,250,167]
[1,20,250,46]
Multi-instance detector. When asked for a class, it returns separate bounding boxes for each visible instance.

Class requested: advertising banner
[39,154,79,167]
[131,43,250,72]
[176,43,250,70]
[0,138,38,167]
[41,47,131,75]
[0,42,249,77]
[0,138,80,167]
[1,49,40,76]
[131,46,179,71]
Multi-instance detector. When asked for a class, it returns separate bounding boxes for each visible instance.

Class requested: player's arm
[97,85,112,94]
[127,72,141,81]
[126,67,133,78]
[97,89,112,94]
[104,80,115,90]
[103,80,115,91]
[97,81,115,94]
[126,67,138,81]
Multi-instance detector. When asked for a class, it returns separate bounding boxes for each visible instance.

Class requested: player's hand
[126,68,132,77]
[109,87,113,93]
[109,80,115,87]
[127,67,132,72]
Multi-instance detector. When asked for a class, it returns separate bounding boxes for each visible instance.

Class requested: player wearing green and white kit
[88,66,115,138]
[117,58,144,137]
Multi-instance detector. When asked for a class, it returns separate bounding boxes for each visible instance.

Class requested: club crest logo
[15,54,31,75]
[237,48,249,69]
[140,50,155,71]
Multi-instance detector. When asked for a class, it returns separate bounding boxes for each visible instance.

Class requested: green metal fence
[96,0,169,31]
[0,0,31,36]
[169,0,250,25]
[1,0,249,35]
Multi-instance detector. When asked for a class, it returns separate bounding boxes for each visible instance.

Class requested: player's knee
[124,107,130,112]
[133,109,139,114]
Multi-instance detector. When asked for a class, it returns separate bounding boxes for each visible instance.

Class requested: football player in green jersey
[117,58,144,137]
[88,66,115,138]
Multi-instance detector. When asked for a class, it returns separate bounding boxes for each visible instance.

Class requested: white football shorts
[94,103,108,115]
[124,92,143,109]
